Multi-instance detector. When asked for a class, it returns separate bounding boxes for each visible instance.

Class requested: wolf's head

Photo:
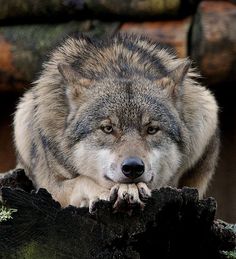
[58,35,190,189]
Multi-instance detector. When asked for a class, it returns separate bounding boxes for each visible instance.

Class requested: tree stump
[0,169,235,259]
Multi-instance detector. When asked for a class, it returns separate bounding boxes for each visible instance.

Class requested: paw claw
[137,183,151,200]
[123,192,129,200]
[89,198,99,214]
[110,185,119,202]
[129,195,134,202]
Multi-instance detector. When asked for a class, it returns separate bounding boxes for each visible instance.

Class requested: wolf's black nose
[121,157,145,179]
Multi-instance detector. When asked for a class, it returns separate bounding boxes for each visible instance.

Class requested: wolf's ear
[158,60,191,99]
[58,63,92,98]
[168,60,191,85]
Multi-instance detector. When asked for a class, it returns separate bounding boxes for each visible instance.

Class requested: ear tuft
[168,60,191,84]
[58,63,92,101]
[158,77,176,96]
[58,63,80,84]
[157,60,191,100]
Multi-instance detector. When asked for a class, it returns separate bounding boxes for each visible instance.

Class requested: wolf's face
[63,73,185,190]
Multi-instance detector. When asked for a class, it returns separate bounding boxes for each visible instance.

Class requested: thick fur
[14,34,219,210]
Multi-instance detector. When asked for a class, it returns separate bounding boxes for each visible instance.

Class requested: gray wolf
[13,34,219,212]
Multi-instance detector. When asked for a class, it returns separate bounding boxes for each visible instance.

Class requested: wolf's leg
[63,175,111,213]
[178,132,220,198]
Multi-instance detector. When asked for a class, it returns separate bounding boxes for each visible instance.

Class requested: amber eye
[147,126,159,135]
[101,125,113,134]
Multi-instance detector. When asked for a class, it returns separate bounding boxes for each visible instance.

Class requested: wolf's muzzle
[121,157,145,180]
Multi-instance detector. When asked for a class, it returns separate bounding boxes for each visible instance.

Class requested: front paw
[88,190,111,214]
[69,186,110,213]
[110,182,151,212]
[70,190,111,214]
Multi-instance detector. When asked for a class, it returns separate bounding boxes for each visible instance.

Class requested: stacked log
[120,18,191,58]
[0,0,199,21]
[0,21,119,91]
[191,1,236,85]
[0,1,235,90]
[84,0,192,18]
[0,0,83,21]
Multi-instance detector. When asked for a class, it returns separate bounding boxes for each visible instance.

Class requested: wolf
[13,34,219,212]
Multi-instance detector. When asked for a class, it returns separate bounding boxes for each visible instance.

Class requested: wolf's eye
[147,126,159,135]
[101,125,113,134]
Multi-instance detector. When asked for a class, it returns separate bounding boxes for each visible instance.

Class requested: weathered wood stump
[191,1,236,85]
[0,169,235,259]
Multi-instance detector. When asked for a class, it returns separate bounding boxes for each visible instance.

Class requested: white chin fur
[149,148,161,169]
[73,144,116,187]
[97,149,116,178]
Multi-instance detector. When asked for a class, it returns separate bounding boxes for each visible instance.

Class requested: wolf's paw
[110,183,151,212]
[88,190,110,214]
[70,189,110,214]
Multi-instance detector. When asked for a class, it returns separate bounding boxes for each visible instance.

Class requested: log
[85,0,198,18]
[190,1,236,85]
[0,0,199,21]
[0,21,119,92]
[0,169,235,259]
[207,0,236,3]
[0,0,84,21]
[120,18,191,58]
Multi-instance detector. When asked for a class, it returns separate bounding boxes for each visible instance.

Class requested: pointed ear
[58,63,92,98]
[168,60,191,85]
[58,63,81,85]
[158,60,191,99]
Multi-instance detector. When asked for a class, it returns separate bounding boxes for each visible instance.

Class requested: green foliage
[0,205,17,222]
[222,250,236,259]
[17,241,62,259]
[221,224,236,259]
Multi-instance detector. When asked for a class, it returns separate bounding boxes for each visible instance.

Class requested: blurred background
[0,0,235,223]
